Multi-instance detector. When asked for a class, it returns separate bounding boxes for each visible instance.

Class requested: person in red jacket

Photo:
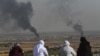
[9,43,24,56]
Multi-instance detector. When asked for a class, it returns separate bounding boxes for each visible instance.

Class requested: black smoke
[0,0,39,37]
[29,27,39,37]
[73,23,83,36]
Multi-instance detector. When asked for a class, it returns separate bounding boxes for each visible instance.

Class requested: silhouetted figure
[9,43,24,56]
[59,40,76,56]
[77,37,93,56]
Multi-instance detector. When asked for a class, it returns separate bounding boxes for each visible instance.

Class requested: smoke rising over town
[0,0,100,33]
[0,0,39,36]
[0,0,33,31]
[31,0,84,32]
[31,0,100,32]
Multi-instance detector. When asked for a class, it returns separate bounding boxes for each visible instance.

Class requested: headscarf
[38,40,45,52]
[38,40,45,46]
[64,40,70,46]
[16,43,21,46]
[33,40,45,56]
[13,43,20,47]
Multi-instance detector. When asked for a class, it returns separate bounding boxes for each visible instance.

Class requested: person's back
[59,40,76,56]
[77,37,92,56]
[33,40,49,56]
[9,43,24,56]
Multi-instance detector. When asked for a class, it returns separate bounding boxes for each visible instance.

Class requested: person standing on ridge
[77,36,93,56]
[9,43,24,56]
[59,40,76,56]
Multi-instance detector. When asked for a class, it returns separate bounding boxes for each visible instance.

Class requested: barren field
[0,39,100,56]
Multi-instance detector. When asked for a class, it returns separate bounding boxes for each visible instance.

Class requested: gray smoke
[0,0,39,37]
[50,0,83,35]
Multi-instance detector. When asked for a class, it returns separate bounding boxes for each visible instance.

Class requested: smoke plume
[50,0,83,35]
[73,23,83,36]
[0,0,39,37]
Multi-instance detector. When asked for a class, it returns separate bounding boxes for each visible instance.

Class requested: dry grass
[0,39,100,56]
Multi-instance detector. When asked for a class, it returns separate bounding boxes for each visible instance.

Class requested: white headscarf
[59,40,76,56]
[17,43,21,46]
[64,40,70,46]
[38,40,45,46]
[37,40,45,52]
[33,40,46,56]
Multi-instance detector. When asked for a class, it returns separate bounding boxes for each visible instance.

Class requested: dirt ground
[0,39,100,56]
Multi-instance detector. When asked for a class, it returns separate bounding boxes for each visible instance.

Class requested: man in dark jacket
[9,43,24,56]
[77,37,93,56]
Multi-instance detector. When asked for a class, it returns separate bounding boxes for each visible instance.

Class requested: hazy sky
[1,0,100,33]
[30,0,100,32]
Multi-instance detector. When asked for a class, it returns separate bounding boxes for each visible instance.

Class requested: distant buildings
[0,32,99,42]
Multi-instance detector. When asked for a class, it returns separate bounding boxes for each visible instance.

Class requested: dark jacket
[77,37,93,56]
[9,46,23,56]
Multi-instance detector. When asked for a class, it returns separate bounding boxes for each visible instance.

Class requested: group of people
[33,39,77,56]
[9,36,93,56]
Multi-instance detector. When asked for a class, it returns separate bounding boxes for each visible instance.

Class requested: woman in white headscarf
[33,40,49,56]
[59,40,76,56]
